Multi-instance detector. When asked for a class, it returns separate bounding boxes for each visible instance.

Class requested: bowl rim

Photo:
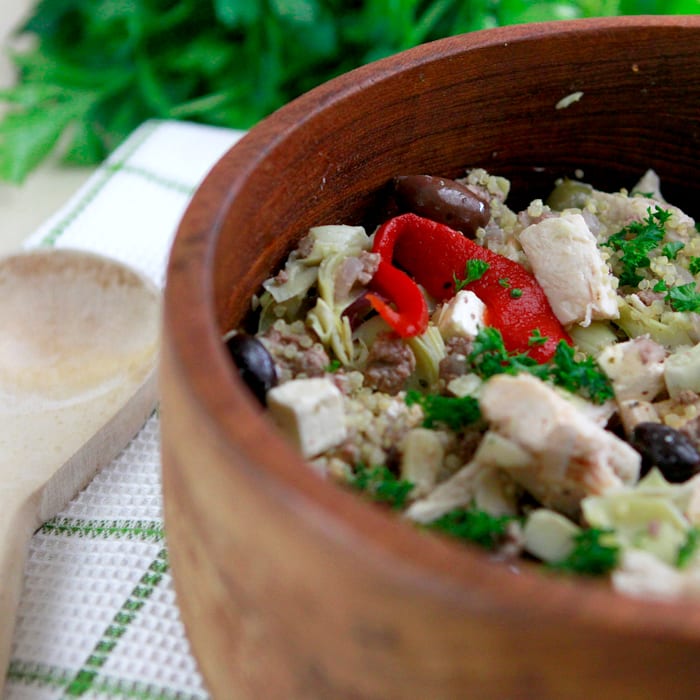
[165,14,700,643]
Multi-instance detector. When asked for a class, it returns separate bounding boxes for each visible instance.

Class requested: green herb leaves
[547,341,615,404]
[549,528,619,576]
[0,1,678,183]
[601,205,700,315]
[663,241,685,260]
[677,527,700,569]
[667,283,700,313]
[602,206,671,287]
[468,326,543,379]
[428,506,518,550]
[405,390,481,431]
[467,327,614,404]
[453,259,489,292]
[349,464,414,509]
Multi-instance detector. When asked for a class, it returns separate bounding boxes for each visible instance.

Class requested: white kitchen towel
[5,119,245,700]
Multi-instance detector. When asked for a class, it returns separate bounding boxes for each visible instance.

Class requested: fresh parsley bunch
[1,0,692,183]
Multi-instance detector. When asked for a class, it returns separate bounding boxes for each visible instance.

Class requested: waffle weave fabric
[5,120,245,700]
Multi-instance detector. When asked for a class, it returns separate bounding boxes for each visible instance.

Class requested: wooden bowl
[161,16,700,699]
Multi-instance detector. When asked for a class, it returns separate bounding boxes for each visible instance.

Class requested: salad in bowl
[226,167,700,601]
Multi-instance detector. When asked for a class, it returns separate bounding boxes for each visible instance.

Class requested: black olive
[630,422,700,483]
[341,292,376,331]
[393,174,490,236]
[225,333,277,405]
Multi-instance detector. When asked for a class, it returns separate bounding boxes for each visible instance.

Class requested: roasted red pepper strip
[372,213,571,362]
[366,258,429,337]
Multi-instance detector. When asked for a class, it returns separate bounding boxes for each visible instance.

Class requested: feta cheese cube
[267,377,347,458]
[432,290,486,341]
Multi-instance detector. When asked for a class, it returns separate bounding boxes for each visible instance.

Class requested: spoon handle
[0,488,38,695]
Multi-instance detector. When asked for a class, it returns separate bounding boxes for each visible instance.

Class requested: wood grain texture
[0,249,160,694]
[161,17,700,699]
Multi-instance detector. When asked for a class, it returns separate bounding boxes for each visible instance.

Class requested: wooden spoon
[0,248,160,690]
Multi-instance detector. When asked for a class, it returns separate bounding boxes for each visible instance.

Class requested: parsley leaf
[467,328,613,404]
[549,528,619,577]
[528,329,548,346]
[405,390,481,431]
[602,206,671,287]
[325,359,342,372]
[453,259,489,292]
[468,327,545,380]
[427,506,518,550]
[663,241,685,260]
[677,528,700,569]
[689,257,700,276]
[349,464,414,509]
[667,282,700,312]
[547,341,615,404]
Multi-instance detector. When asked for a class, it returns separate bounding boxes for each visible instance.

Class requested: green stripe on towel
[61,549,176,698]
[40,518,165,541]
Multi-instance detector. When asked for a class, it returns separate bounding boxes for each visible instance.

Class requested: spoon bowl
[0,248,160,690]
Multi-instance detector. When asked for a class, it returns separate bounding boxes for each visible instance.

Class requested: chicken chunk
[479,374,640,516]
[518,213,619,327]
[597,335,666,402]
[404,461,518,523]
[591,189,696,241]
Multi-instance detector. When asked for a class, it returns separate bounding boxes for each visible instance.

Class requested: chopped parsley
[467,327,614,404]
[325,359,342,372]
[677,528,700,569]
[491,275,522,299]
[528,329,549,346]
[547,341,615,404]
[453,259,489,292]
[602,206,671,287]
[427,506,518,550]
[689,257,700,276]
[549,528,619,577]
[667,282,700,313]
[663,241,685,260]
[468,327,544,380]
[653,280,668,293]
[405,390,481,431]
[349,464,414,510]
